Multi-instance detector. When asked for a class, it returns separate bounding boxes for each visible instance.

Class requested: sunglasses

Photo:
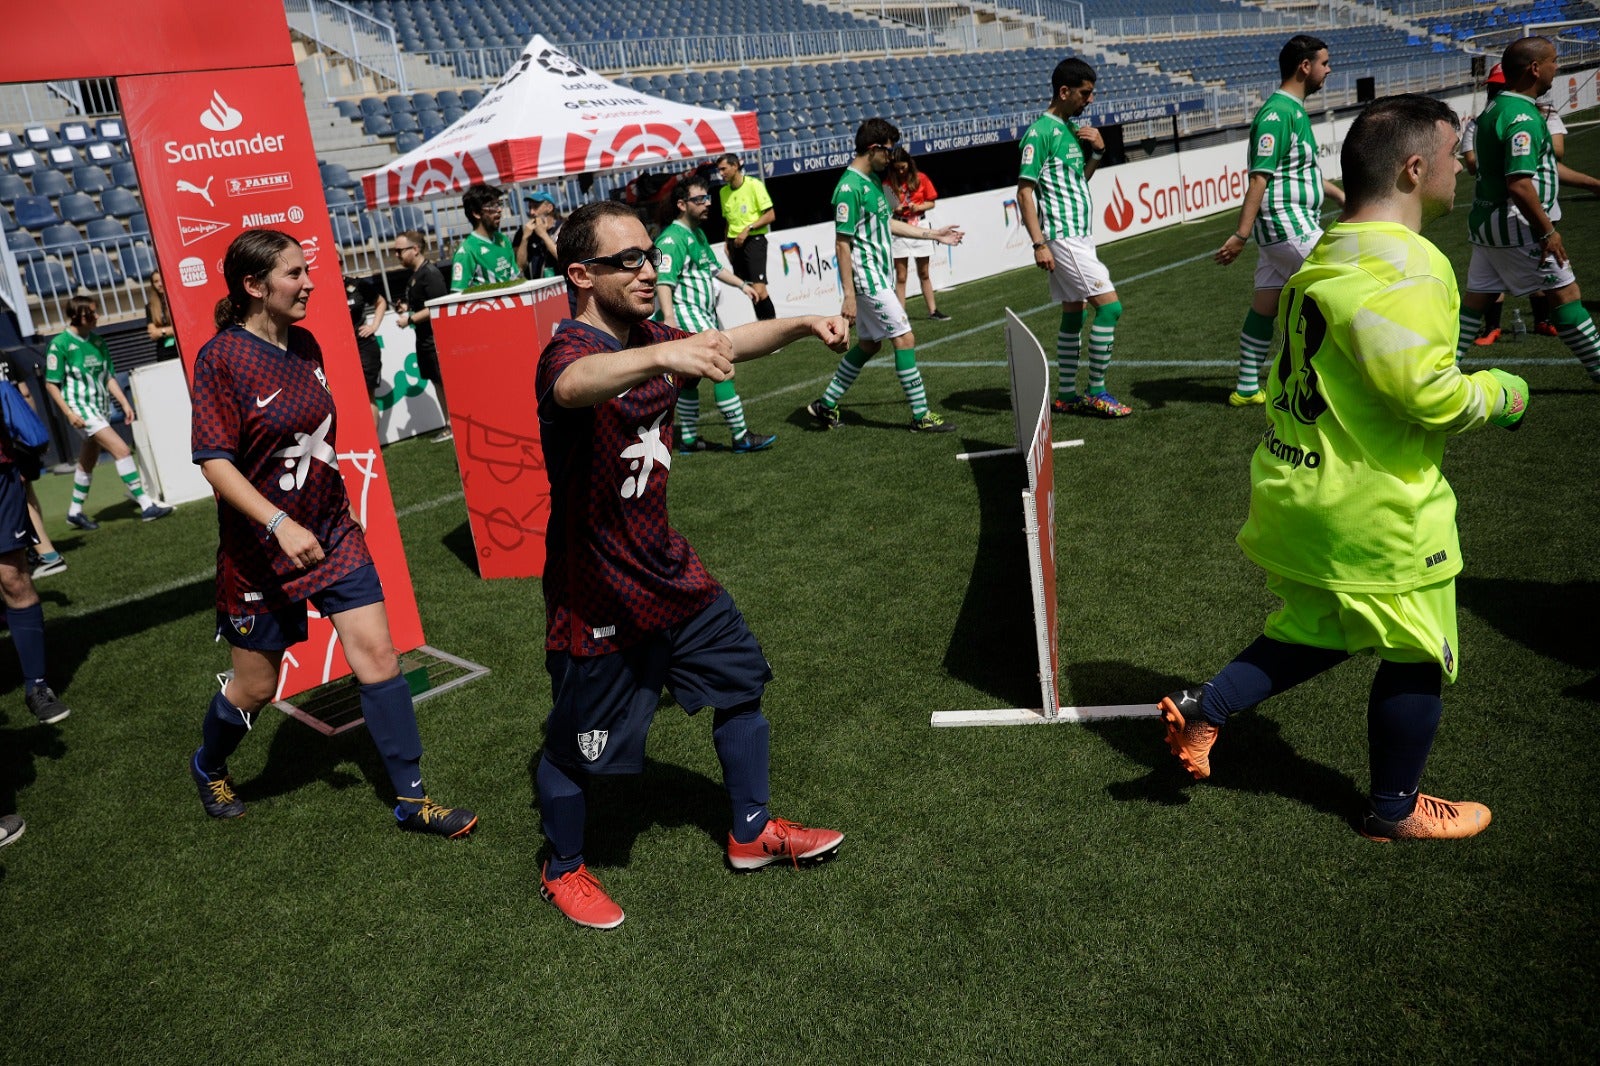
[581,246,662,271]
[392,245,415,254]
[684,194,712,205]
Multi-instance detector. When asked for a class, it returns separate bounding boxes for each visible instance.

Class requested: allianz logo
[164,90,287,164]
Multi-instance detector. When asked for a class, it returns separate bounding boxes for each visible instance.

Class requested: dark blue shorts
[216,563,385,651]
[0,466,37,557]
[543,588,772,775]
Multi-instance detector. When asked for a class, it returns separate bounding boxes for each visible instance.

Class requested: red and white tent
[362,36,759,208]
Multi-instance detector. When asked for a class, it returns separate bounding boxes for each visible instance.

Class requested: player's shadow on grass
[941,386,1014,416]
[782,399,914,433]
[525,753,726,868]
[1127,375,1234,411]
[1077,659,1365,820]
[1459,576,1599,700]
[236,714,394,807]
[940,438,1038,709]
[0,577,213,702]
[0,714,68,822]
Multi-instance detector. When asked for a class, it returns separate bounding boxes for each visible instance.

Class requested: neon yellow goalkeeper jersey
[1237,221,1509,593]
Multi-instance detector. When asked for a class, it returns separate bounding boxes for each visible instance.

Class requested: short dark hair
[1503,36,1554,84]
[66,295,98,329]
[461,182,503,226]
[557,200,643,273]
[398,229,428,255]
[1052,57,1096,95]
[1279,35,1328,82]
[716,153,742,169]
[1341,94,1458,210]
[855,117,900,156]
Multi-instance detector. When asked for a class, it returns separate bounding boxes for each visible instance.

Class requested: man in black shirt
[392,230,453,443]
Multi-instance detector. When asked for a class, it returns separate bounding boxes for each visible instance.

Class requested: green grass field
[4,124,1598,1064]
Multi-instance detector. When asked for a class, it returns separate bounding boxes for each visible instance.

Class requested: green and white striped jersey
[832,166,896,293]
[45,329,113,418]
[1018,112,1093,240]
[449,231,519,292]
[1468,91,1559,247]
[655,220,722,333]
[1248,90,1324,245]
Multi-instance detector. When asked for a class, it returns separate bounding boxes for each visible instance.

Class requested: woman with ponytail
[186,228,477,838]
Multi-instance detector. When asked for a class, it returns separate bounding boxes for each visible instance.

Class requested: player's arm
[657,282,679,330]
[1016,180,1053,271]
[1555,161,1600,195]
[551,332,736,409]
[514,225,533,272]
[200,458,324,569]
[888,218,962,243]
[360,293,386,338]
[1462,149,1478,176]
[401,269,449,326]
[43,381,82,428]
[1217,173,1270,265]
[1076,126,1105,178]
[745,207,775,233]
[835,233,857,320]
[1505,174,1565,265]
[726,315,849,362]
[1321,177,1345,206]
[1354,278,1523,433]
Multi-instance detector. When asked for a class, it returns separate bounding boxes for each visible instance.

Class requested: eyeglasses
[866,143,896,153]
[684,194,712,205]
[392,245,415,255]
[580,246,662,271]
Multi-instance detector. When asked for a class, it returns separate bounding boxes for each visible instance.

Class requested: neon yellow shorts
[1263,573,1460,683]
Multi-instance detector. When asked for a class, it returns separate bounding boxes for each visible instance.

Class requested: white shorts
[853,287,912,343]
[1254,230,1322,290]
[892,216,934,262]
[1045,236,1115,304]
[1466,243,1576,298]
[74,412,112,439]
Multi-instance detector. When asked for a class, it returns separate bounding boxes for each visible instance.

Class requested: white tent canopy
[362,36,759,208]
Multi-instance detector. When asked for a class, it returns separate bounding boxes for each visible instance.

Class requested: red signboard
[6,2,292,83]
[120,66,426,699]
[428,281,568,578]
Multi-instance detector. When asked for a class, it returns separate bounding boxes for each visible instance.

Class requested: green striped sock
[894,347,928,420]
[712,379,747,438]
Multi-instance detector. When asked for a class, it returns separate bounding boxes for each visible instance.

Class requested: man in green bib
[449,183,520,293]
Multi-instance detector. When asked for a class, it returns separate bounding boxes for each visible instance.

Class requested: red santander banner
[120,66,426,699]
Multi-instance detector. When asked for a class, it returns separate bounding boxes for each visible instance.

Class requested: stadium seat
[0,174,27,204]
[460,89,483,107]
[0,131,15,152]
[102,188,141,219]
[8,151,41,177]
[58,192,104,225]
[323,187,354,207]
[22,126,59,150]
[320,162,358,190]
[385,94,415,115]
[334,100,363,120]
[31,170,70,199]
[85,216,129,248]
[40,222,87,256]
[394,132,422,154]
[46,146,80,171]
[330,212,359,246]
[22,258,74,299]
[71,165,110,195]
[389,112,420,134]
[363,113,395,137]
[12,195,58,231]
[6,230,44,263]
[359,96,387,116]
[95,119,126,143]
[110,161,139,189]
[434,89,461,110]
[392,204,426,233]
[76,248,123,288]
[121,242,157,279]
[59,122,93,146]
[359,211,397,242]
[85,142,118,166]
[127,211,149,238]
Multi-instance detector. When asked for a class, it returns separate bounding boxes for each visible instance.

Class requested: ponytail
[213,294,243,331]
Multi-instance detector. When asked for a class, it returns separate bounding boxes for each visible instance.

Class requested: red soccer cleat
[727,816,843,871]
[540,862,625,929]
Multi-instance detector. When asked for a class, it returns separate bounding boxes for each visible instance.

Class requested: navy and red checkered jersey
[537,318,721,656]
[191,325,372,614]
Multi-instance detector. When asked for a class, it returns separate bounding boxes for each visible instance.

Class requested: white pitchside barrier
[932,310,1157,728]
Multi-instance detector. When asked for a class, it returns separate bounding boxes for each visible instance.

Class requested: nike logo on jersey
[255,389,283,407]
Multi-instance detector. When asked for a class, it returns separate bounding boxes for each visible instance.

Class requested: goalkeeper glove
[1488,368,1528,429]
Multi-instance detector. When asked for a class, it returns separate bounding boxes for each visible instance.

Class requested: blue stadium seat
[85,216,129,248]
[59,122,93,147]
[0,131,17,153]
[71,166,110,195]
[22,126,59,150]
[394,131,422,154]
[0,174,27,204]
[40,222,86,254]
[46,146,81,171]
[334,100,363,120]
[101,188,141,219]
[110,161,139,189]
[121,242,157,280]
[320,162,358,190]
[330,212,359,246]
[22,258,73,299]
[7,230,44,263]
[323,187,354,207]
[76,248,123,287]
[434,89,462,110]
[392,204,426,233]
[31,170,70,199]
[8,151,42,177]
[58,193,104,225]
[359,96,386,116]
[95,119,126,143]
[385,94,415,115]
[359,210,397,242]
[85,142,119,166]
[363,113,395,137]
[12,195,58,231]
[460,89,484,107]
[0,207,15,232]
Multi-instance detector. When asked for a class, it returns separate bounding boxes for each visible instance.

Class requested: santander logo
[1103,178,1135,233]
[200,91,243,133]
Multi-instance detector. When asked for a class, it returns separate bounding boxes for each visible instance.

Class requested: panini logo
[228,172,293,197]
[177,216,229,246]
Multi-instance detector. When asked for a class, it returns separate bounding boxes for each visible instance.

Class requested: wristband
[1032,241,1046,249]
[1233,233,1250,243]
[1536,229,1556,242]
[265,509,289,535]
[1090,150,1105,160]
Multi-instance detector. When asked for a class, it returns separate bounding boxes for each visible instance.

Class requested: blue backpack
[0,378,51,453]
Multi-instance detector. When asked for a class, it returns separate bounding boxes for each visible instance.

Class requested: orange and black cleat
[1158,688,1221,780]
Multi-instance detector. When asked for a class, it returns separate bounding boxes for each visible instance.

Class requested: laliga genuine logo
[199,91,243,133]
[1103,178,1135,233]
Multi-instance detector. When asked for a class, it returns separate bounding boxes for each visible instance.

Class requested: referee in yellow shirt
[716,154,777,320]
